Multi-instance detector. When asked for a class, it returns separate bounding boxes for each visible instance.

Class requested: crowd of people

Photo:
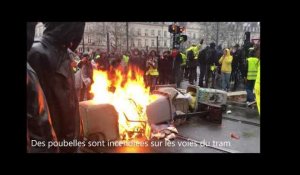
[69,47,185,94]
[27,22,260,153]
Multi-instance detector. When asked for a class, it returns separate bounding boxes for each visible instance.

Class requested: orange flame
[90,66,156,140]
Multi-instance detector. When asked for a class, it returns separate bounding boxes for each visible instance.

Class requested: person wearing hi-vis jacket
[219,48,233,92]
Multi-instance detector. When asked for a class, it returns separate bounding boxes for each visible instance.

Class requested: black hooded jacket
[27,22,58,153]
[206,43,218,66]
[28,22,85,153]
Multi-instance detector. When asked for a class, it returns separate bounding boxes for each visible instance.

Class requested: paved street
[81,104,260,153]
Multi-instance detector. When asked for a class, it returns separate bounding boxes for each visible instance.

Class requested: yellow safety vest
[147,66,159,76]
[186,45,201,59]
[254,62,260,114]
[180,53,187,66]
[122,55,129,65]
[210,64,217,71]
[193,45,201,59]
[247,57,259,80]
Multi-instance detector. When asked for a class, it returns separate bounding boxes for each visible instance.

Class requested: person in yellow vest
[194,39,203,59]
[186,40,203,60]
[180,52,187,80]
[186,44,197,81]
[245,50,259,104]
[122,51,130,72]
[146,50,159,91]
[219,48,233,91]
[122,52,130,65]
[180,52,187,66]
[254,62,260,114]
[186,45,194,53]
[187,49,197,85]
[254,45,260,114]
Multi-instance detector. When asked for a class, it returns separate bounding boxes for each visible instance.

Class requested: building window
[164,31,167,37]
[145,39,148,46]
[151,30,154,36]
[145,29,148,36]
[88,36,91,43]
[193,33,196,39]
[151,39,155,46]
[138,39,141,47]
[158,30,161,36]
[138,28,141,36]
[164,40,167,47]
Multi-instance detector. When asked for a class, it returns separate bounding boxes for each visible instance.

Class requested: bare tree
[106,22,126,53]
[226,22,244,47]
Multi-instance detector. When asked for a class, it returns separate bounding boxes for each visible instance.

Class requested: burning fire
[90,66,156,140]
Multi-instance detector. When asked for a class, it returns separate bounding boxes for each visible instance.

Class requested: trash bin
[146,91,174,124]
[197,87,227,111]
[187,85,228,112]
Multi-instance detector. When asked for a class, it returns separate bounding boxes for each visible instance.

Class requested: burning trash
[79,66,183,143]
[85,66,157,141]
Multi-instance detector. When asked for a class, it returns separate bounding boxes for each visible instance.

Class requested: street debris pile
[151,124,178,141]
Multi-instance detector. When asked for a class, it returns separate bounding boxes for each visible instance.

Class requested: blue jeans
[246,80,255,102]
[221,72,231,91]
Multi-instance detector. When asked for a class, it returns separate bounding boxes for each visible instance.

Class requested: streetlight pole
[82,34,85,52]
[156,36,159,53]
[162,23,164,50]
[216,22,219,46]
[126,22,129,52]
[107,32,110,53]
